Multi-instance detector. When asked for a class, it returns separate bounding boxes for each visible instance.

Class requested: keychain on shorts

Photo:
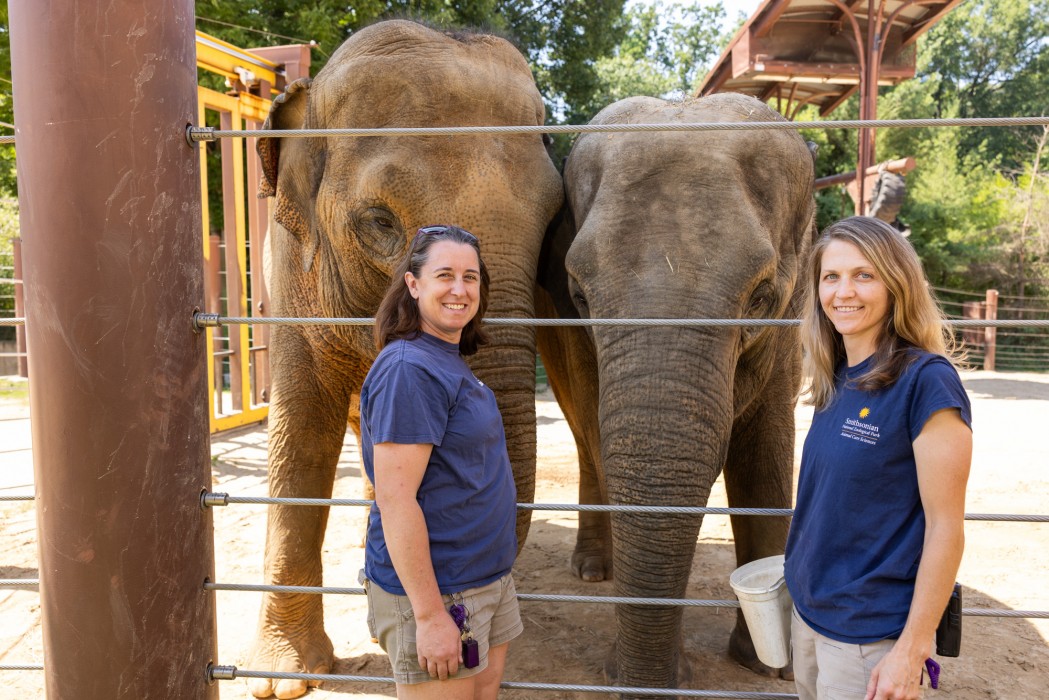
[449,599,480,668]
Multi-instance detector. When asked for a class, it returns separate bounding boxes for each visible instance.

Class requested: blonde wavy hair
[801,216,959,409]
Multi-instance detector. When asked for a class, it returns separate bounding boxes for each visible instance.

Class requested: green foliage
[869,0,1049,305]
[582,0,726,120]
[0,198,17,341]
[0,4,16,197]
[0,375,29,402]
[789,0,1049,328]
[920,0,1049,171]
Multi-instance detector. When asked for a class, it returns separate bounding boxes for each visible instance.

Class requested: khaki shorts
[791,606,920,700]
[363,572,523,685]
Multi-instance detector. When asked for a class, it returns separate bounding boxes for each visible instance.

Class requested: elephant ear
[257,78,313,245]
[536,199,581,320]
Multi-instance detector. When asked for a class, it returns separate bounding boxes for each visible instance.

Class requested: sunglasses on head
[414,225,479,243]
[416,225,452,237]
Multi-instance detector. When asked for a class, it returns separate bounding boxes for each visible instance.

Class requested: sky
[627,0,765,31]
[718,0,765,26]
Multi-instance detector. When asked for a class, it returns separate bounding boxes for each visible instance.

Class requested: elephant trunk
[468,241,543,548]
[598,328,737,694]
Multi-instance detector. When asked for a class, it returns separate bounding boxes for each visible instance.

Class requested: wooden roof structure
[698,0,963,119]
[697,0,963,210]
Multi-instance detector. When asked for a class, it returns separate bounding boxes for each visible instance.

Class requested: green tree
[581,0,727,119]
[0,3,17,198]
[920,0,1049,170]
[193,0,630,127]
[871,0,1049,298]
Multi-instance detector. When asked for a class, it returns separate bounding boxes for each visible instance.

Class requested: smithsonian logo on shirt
[840,407,880,445]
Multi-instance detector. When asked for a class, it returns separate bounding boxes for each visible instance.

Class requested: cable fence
[932,286,1049,373]
[3,108,1049,696]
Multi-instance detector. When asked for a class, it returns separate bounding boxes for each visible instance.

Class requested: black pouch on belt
[935,582,962,657]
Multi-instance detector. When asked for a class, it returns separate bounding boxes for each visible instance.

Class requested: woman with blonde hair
[785,216,972,700]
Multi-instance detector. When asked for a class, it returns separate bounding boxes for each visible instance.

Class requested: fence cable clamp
[201,492,230,509]
[193,312,221,331]
[187,126,217,144]
[207,663,237,682]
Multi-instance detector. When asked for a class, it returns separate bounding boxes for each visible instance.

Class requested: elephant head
[248,20,563,699]
[540,93,815,696]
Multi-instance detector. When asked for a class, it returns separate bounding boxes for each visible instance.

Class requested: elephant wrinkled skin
[536,93,816,697]
[248,20,562,699]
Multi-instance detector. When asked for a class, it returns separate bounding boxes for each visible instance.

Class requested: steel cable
[206,664,802,697]
[202,580,1047,619]
[185,115,1049,142]
[201,493,1049,522]
[193,313,1049,329]
[0,579,38,590]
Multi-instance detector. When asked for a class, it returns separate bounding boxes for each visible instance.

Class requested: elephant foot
[728,622,786,679]
[571,531,612,582]
[246,620,335,699]
[571,549,611,582]
[602,640,692,693]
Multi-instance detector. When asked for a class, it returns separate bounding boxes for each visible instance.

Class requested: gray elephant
[248,20,563,699]
[536,93,816,696]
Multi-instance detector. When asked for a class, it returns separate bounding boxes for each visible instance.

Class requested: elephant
[535,92,817,697]
[247,20,563,699]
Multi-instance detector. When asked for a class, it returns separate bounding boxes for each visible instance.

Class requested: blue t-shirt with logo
[784,350,971,644]
[360,332,517,596]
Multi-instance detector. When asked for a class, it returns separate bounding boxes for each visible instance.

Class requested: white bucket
[729,554,792,669]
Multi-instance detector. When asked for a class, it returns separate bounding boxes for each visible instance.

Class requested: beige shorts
[791,606,921,700]
[363,572,523,685]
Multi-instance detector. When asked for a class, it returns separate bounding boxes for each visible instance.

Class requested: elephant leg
[573,443,611,582]
[723,359,796,680]
[603,637,692,689]
[247,348,351,699]
[535,293,609,581]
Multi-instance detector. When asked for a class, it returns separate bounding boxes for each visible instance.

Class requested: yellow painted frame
[197,87,270,433]
[195,30,281,93]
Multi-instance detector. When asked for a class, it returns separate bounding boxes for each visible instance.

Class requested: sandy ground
[2,370,1048,699]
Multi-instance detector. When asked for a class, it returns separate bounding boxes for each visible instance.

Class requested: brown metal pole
[9,1,218,698]
[856,0,879,214]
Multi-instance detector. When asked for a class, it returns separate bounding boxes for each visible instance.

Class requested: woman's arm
[865,407,972,700]
[373,441,463,680]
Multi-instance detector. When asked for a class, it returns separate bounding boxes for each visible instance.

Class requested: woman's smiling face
[818,239,891,365]
[405,240,481,344]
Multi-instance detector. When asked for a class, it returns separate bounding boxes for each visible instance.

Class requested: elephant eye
[746,281,776,318]
[353,206,404,259]
[568,276,589,311]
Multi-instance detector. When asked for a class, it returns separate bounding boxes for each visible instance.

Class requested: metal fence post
[9,1,218,697]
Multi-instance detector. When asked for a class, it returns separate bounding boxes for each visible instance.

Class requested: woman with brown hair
[359,225,521,699]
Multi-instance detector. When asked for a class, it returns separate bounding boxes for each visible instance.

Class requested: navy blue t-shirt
[360,331,517,595]
[784,351,971,644]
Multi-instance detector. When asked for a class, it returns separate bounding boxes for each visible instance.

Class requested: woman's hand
[864,642,927,700]
[374,442,464,679]
[415,609,463,680]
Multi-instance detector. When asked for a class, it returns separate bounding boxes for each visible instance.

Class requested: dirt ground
[2,370,1048,699]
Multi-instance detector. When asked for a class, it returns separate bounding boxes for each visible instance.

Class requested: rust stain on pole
[9,1,218,697]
